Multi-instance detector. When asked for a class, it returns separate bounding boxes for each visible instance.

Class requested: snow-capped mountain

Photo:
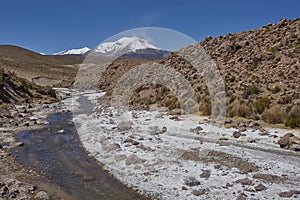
[95,37,159,55]
[54,47,91,55]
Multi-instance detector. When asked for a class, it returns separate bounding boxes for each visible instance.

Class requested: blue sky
[1,0,299,54]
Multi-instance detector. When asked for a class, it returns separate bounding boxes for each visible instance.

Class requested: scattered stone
[123,138,134,143]
[238,127,247,132]
[278,133,300,149]
[200,170,211,179]
[0,153,11,158]
[278,133,294,147]
[182,186,188,190]
[249,121,260,128]
[246,137,256,143]
[259,131,269,136]
[294,145,300,151]
[235,177,252,185]
[192,189,206,196]
[132,140,140,145]
[102,143,120,152]
[114,154,127,162]
[125,154,146,165]
[169,109,183,115]
[161,126,167,133]
[233,131,242,138]
[244,187,255,192]
[254,183,267,191]
[117,121,133,131]
[169,116,180,121]
[253,173,280,182]
[183,176,201,187]
[148,126,161,135]
[278,190,299,198]
[236,193,247,200]
[190,126,203,134]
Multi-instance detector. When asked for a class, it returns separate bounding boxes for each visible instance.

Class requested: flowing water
[14,112,147,200]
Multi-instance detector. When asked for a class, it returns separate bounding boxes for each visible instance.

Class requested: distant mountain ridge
[53,37,170,59]
[54,47,91,55]
[95,36,158,54]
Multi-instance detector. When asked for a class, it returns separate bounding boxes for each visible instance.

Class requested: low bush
[261,104,286,124]
[227,99,251,118]
[253,97,271,114]
[284,118,300,128]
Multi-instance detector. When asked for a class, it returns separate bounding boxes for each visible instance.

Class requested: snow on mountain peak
[54,47,91,55]
[95,36,158,54]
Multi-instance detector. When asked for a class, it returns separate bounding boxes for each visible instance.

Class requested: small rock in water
[57,129,64,134]
[13,142,24,147]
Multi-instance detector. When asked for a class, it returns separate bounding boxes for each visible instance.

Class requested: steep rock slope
[100,18,300,127]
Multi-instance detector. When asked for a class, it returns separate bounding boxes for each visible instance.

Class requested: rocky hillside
[0,68,57,109]
[0,45,83,87]
[99,18,300,128]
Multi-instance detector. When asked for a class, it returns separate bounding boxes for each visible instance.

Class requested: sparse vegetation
[270,85,281,94]
[0,68,57,104]
[294,39,300,47]
[227,99,251,118]
[253,97,271,114]
[266,47,278,53]
[262,104,286,124]
[242,85,260,99]
[284,118,300,128]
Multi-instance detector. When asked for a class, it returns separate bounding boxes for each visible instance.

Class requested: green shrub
[266,47,278,53]
[270,85,281,94]
[294,39,300,47]
[284,118,300,128]
[253,97,270,114]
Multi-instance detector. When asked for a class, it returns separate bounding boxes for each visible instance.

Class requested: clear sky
[1,0,299,54]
